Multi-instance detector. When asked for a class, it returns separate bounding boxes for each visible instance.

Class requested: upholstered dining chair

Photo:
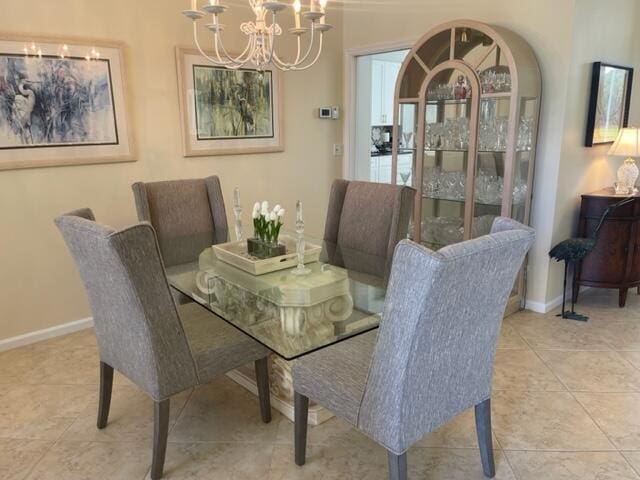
[55,208,271,480]
[293,218,535,480]
[132,176,228,263]
[322,179,415,285]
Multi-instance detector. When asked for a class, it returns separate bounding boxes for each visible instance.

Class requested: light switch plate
[332,143,344,156]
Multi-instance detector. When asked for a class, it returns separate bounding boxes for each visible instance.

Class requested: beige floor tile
[275,416,376,448]
[169,377,281,443]
[505,450,640,480]
[509,316,612,351]
[62,386,191,442]
[0,438,52,480]
[268,444,388,480]
[0,384,96,440]
[25,440,150,480]
[21,346,100,385]
[621,351,640,370]
[415,408,497,449]
[575,392,640,450]
[492,349,566,391]
[496,323,530,350]
[491,391,614,451]
[0,375,21,385]
[595,322,640,351]
[407,448,515,480]
[622,452,640,475]
[155,442,273,479]
[537,350,640,392]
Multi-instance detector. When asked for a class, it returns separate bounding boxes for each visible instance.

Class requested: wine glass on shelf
[402,132,413,150]
[399,171,411,186]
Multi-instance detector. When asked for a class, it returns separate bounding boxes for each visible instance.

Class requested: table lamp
[609,127,640,195]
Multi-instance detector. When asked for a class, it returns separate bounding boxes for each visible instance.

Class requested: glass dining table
[165,230,389,361]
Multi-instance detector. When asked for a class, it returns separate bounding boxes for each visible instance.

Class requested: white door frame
[342,39,416,180]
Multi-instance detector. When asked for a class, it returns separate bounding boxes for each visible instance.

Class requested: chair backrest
[132,176,228,267]
[54,209,198,401]
[357,217,535,454]
[323,179,415,282]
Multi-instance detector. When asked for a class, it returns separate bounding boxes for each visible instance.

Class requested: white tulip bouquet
[252,201,285,245]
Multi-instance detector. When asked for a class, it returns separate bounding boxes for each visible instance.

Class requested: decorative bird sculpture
[549,195,636,321]
[12,79,37,144]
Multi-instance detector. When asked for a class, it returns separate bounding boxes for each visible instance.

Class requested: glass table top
[166,233,388,360]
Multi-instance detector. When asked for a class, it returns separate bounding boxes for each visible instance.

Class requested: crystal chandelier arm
[270,22,316,69]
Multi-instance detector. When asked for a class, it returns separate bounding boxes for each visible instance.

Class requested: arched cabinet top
[396,19,541,101]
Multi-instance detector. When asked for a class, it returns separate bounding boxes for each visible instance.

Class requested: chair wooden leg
[97,362,113,429]
[475,398,496,478]
[387,451,407,480]
[151,399,170,480]
[254,357,272,423]
[294,392,309,466]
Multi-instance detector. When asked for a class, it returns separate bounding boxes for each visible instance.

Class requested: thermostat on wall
[319,106,340,119]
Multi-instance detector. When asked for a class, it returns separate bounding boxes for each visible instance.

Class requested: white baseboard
[525,295,563,313]
[0,317,94,353]
[525,287,591,314]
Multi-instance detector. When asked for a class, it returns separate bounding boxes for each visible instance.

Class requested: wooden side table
[573,188,640,307]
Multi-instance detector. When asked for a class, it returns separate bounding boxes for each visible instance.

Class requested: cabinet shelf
[422,195,526,208]
[424,148,533,154]
[425,94,511,105]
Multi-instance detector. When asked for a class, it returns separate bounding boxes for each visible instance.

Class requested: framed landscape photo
[585,62,634,147]
[176,47,283,156]
[0,35,134,171]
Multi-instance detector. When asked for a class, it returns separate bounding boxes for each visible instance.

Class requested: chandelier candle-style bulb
[293,0,301,28]
[319,0,327,24]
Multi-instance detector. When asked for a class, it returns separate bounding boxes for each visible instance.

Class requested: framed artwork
[0,35,134,171]
[176,47,283,156]
[585,62,634,147]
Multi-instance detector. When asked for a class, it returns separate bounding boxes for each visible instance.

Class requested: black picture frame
[585,62,634,147]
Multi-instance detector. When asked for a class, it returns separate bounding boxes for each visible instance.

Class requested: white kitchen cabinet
[371,60,401,126]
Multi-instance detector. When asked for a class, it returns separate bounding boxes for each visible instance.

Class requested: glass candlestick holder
[291,200,311,276]
[233,187,243,242]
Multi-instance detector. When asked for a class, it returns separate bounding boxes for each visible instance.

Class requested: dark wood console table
[573,188,640,307]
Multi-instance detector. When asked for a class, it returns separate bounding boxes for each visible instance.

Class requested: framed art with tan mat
[176,47,284,157]
[0,35,134,170]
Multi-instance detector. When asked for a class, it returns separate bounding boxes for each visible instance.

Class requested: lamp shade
[608,127,640,157]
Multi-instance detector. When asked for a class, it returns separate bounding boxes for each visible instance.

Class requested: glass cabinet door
[420,69,476,250]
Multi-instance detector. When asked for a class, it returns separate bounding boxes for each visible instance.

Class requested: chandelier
[182,0,332,71]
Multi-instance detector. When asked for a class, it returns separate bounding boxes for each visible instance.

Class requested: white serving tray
[212,234,322,275]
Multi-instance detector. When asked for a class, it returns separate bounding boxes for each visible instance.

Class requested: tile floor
[1,288,640,479]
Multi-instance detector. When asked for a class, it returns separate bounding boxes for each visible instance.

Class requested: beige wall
[342,0,576,307]
[546,0,640,300]
[0,0,344,340]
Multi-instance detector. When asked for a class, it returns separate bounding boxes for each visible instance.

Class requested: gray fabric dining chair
[293,217,535,480]
[54,208,271,480]
[322,179,415,284]
[132,176,229,305]
[131,176,229,267]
